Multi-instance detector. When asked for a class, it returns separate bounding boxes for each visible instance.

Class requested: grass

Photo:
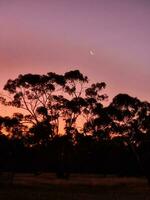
[0,173,150,200]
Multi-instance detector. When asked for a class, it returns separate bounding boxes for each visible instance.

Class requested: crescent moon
[90,50,94,56]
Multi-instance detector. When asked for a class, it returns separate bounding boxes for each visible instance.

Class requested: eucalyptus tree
[82,82,108,137]
[0,70,108,144]
[108,94,150,142]
[0,114,28,184]
[63,70,88,136]
[107,93,150,182]
[0,73,66,142]
[0,114,27,139]
[62,70,108,140]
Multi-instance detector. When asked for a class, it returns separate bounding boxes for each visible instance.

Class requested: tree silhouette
[107,94,150,182]
[82,82,108,137]
[1,73,66,133]
[108,94,150,142]
[0,70,150,181]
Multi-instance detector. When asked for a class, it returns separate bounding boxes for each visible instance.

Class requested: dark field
[0,173,150,200]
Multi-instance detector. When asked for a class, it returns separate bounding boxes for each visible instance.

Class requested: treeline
[0,70,150,179]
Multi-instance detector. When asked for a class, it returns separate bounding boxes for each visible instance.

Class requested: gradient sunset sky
[0,0,150,104]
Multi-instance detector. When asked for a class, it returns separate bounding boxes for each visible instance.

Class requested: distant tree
[0,132,10,172]
[0,114,27,139]
[107,94,150,182]
[0,70,150,181]
[108,94,150,143]
[0,73,68,146]
[0,115,28,185]
[62,70,88,134]
[82,82,108,137]
[0,70,108,140]
[0,70,100,177]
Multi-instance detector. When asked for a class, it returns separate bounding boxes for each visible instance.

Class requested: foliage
[0,70,150,178]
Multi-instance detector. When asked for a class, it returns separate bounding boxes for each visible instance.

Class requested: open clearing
[0,173,150,200]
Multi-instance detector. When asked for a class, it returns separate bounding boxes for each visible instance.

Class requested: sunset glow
[0,0,150,109]
[0,1,150,192]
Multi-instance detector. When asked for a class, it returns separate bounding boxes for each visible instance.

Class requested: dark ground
[0,173,150,200]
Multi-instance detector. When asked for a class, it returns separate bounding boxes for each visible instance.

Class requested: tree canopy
[0,69,150,180]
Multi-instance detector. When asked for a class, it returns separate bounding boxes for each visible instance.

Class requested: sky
[0,0,150,112]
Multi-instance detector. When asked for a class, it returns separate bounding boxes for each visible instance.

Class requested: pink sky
[0,0,150,108]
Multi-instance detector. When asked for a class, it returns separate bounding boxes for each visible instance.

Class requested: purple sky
[0,0,150,106]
